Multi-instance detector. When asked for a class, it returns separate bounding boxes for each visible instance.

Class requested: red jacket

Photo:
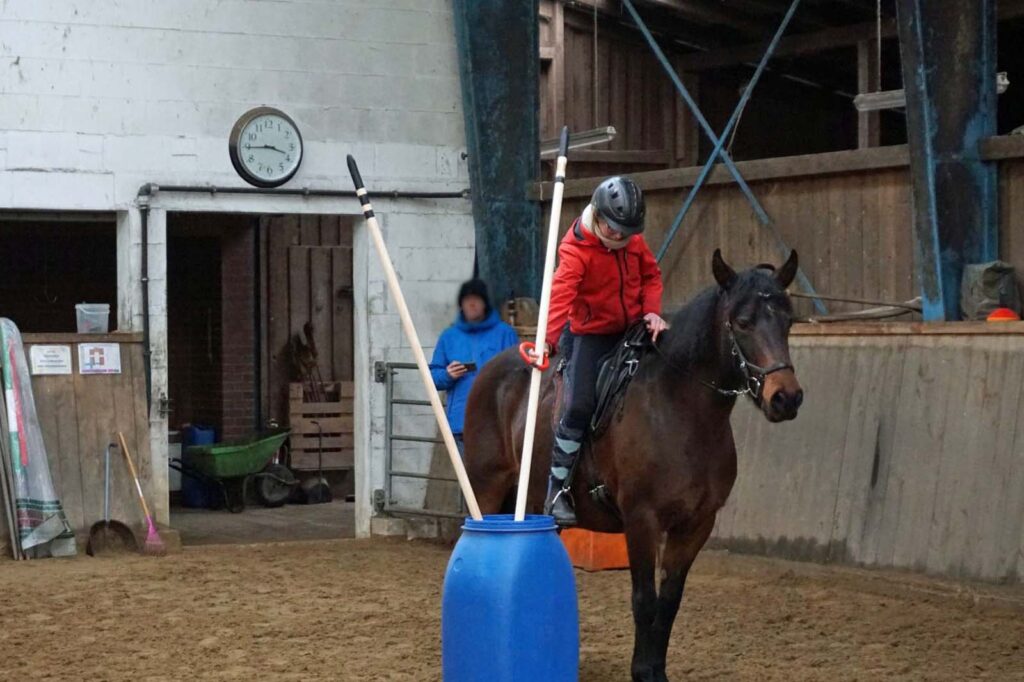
[547,217,663,351]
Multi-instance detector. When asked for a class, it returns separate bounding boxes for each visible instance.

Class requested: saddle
[590,321,651,439]
[555,321,652,518]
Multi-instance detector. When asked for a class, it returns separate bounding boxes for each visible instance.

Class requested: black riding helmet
[591,176,645,236]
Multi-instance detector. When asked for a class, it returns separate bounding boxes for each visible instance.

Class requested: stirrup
[547,488,577,526]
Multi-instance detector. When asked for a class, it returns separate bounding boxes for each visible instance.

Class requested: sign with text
[29,345,73,375]
[78,343,122,375]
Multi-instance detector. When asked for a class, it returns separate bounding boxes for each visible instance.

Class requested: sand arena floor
[0,538,1022,680]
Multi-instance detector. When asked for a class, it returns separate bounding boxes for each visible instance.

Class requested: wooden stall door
[262,215,355,429]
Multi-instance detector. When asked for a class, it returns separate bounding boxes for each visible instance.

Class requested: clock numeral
[285,155,291,162]
[289,143,295,151]
[279,163,285,171]
[284,130,291,138]
[248,154,255,163]
[248,132,257,141]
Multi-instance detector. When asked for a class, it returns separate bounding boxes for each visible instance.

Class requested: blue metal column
[895,0,998,320]
[452,0,540,301]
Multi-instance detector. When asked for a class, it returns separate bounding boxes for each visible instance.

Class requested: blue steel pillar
[452,1,540,302]
[895,0,998,320]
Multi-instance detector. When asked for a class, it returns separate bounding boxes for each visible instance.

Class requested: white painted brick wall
[0,0,474,537]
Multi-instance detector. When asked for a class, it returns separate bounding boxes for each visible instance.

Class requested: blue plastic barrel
[442,514,579,681]
[181,425,217,508]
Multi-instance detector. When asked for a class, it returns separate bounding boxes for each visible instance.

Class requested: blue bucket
[181,425,217,508]
[442,514,579,681]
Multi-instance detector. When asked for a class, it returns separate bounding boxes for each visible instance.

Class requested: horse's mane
[660,286,721,367]
[659,268,783,368]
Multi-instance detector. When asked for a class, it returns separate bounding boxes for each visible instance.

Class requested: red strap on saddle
[518,341,550,371]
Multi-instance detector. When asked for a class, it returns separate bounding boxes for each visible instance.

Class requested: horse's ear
[711,249,737,290]
[775,250,798,288]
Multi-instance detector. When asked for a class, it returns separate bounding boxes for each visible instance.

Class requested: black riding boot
[544,432,582,527]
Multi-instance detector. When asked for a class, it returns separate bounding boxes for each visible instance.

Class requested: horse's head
[712,249,803,422]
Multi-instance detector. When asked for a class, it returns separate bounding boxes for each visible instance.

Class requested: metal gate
[381,362,464,519]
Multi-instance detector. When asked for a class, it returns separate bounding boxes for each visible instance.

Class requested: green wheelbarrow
[170,429,298,513]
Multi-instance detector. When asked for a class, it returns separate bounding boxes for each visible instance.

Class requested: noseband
[702,322,793,404]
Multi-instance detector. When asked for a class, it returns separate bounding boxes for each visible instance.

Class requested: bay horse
[463,249,804,681]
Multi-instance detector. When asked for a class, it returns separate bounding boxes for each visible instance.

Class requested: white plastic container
[75,303,110,334]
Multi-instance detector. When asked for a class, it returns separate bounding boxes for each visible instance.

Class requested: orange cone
[561,528,630,571]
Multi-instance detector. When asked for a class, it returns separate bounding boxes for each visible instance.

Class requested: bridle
[702,321,794,404]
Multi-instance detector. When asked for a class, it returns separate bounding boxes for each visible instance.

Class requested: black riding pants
[552,331,620,474]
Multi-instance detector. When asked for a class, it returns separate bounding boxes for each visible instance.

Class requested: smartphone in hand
[461,362,477,372]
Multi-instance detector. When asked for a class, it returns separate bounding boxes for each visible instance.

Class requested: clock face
[229,108,303,187]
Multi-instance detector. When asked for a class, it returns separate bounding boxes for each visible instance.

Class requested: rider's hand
[447,361,468,380]
[644,313,669,343]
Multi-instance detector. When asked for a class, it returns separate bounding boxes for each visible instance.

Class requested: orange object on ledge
[987,307,1021,322]
[560,528,630,571]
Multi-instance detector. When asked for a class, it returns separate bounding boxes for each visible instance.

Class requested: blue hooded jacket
[430,310,520,435]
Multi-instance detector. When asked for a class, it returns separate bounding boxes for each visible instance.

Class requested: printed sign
[29,345,73,375]
[78,343,121,375]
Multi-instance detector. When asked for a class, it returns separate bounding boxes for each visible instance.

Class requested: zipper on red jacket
[615,250,628,327]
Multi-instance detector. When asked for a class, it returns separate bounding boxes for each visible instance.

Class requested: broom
[117,431,166,556]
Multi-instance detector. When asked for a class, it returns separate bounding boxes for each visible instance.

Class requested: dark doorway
[0,215,117,333]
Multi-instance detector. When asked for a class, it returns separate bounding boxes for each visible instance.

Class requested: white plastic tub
[75,303,110,334]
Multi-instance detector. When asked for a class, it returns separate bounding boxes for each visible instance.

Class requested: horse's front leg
[651,515,717,678]
[624,512,663,682]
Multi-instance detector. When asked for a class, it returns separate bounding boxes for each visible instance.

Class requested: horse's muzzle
[763,371,803,422]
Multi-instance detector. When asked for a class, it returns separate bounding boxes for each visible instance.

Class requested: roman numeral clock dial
[229,107,304,188]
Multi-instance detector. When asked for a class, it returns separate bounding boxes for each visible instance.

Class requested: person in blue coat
[430,279,520,455]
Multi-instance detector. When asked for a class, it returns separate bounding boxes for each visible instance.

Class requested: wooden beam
[540,46,555,62]
[532,135,1024,200]
[979,135,1024,161]
[533,144,913,199]
[857,39,880,148]
[791,321,1024,336]
[552,1,566,132]
[566,149,674,164]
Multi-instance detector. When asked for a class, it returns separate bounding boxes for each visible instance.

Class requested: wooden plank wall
[263,215,355,427]
[714,332,1024,583]
[27,338,153,534]
[539,0,688,177]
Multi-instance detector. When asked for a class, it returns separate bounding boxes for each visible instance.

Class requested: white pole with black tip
[346,155,482,521]
[514,126,570,522]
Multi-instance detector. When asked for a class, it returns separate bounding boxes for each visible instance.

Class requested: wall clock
[228,107,303,188]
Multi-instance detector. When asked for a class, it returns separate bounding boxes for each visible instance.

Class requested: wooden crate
[288,382,355,471]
